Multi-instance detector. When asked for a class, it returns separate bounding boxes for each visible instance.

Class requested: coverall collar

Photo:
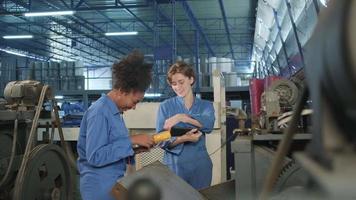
[177,95,200,110]
[103,94,121,115]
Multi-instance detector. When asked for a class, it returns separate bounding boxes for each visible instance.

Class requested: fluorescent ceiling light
[55,95,64,99]
[2,49,28,57]
[0,48,46,61]
[144,93,162,98]
[3,35,33,39]
[105,31,138,36]
[24,10,75,17]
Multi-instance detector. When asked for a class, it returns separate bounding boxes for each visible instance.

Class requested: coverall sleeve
[85,114,134,167]
[156,103,184,155]
[191,102,215,133]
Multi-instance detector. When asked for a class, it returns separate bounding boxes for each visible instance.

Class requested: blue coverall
[77,95,134,200]
[156,96,215,189]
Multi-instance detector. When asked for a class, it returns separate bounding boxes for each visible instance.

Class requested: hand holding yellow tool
[153,131,171,144]
[153,127,197,144]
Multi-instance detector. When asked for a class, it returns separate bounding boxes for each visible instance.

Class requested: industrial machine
[259,79,300,131]
[0,80,75,200]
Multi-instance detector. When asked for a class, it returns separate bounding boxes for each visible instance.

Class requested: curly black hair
[112,50,152,93]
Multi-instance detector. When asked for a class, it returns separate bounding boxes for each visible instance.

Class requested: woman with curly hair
[77,50,154,200]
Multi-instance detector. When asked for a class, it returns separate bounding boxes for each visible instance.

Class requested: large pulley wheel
[269,80,299,106]
[273,161,308,194]
[13,144,73,200]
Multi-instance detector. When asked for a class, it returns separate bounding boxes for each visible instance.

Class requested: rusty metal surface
[112,161,207,200]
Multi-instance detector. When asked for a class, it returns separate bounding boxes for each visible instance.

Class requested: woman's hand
[168,129,202,148]
[180,129,202,143]
[130,134,154,149]
[163,114,190,130]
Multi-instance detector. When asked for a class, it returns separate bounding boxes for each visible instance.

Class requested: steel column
[115,0,170,47]
[218,0,235,59]
[181,0,215,57]
[273,8,292,76]
[275,50,282,76]
[195,30,200,93]
[285,0,306,68]
[172,0,176,62]
[153,0,159,94]
[157,9,193,53]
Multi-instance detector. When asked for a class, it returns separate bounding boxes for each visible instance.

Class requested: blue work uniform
[156,96,215,189]
[77,94,134,200]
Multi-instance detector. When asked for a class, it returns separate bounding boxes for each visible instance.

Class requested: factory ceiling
[0,0,257,66]
[252,0,327,76]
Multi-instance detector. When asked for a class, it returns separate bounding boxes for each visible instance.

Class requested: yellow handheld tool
[153,127,196,143]
[153,131,171,143]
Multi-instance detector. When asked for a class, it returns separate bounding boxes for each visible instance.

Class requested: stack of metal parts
[0,80,74,200]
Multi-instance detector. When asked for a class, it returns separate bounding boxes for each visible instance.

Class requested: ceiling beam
[218,0,235,59]
[0,24,106,63]
[156,4,193,54]
[115,0,170,46]
[0,4,149,15]
[180,0,215,57]
[41,0,133,52]
[75,0,84,9]
[7,0,127,61]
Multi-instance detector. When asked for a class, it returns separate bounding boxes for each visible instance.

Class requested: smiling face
[170,73,194,97]
[118,90,144,112]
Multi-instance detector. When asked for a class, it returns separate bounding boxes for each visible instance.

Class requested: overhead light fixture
[3,35,33,39]
[144,93,162,98]
[105,31,138,36]
[1,49,28,57]
[0,47,46,61]
[55,95,64,99]
[24,10,75,17]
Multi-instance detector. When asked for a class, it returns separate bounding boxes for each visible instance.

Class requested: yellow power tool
[153,127,196,143]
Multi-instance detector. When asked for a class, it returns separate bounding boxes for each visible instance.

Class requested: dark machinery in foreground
[259,0,356,199]
[0,80,75,200]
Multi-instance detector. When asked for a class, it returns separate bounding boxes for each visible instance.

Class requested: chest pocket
[108,115,130,142]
